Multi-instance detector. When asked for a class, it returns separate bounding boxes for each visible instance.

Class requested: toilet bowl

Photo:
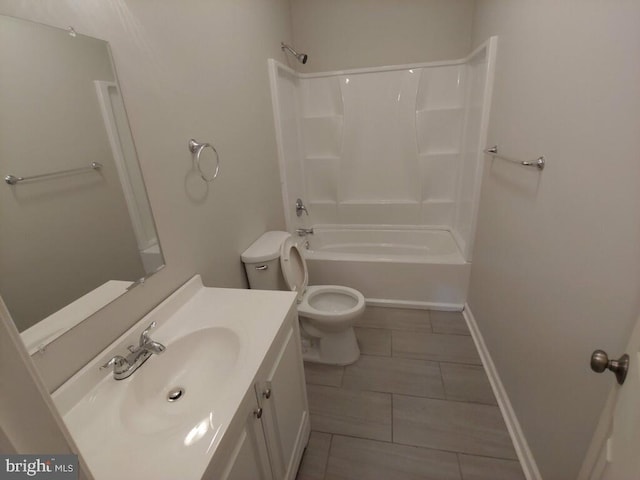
[241,231,364,365]
[298,285,364,331]
[280,237,364,365]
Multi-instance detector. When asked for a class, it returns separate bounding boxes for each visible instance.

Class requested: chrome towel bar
[4,162,103,185]
[483,145,545,171]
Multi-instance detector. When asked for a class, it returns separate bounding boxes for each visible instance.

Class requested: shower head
[281,42,308,65]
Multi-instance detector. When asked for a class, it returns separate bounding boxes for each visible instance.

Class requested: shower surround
[269,38,496,307]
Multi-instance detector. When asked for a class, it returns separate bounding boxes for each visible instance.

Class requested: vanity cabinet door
[207,394,273,480]
[255,320,310,480]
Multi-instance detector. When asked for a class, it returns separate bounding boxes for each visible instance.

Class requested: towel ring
[188,139,220,183]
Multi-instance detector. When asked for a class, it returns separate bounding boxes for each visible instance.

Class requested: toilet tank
[241,231,291,291]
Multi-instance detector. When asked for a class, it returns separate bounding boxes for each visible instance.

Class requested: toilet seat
[280,237,308,303]
[280,237,365,328]
[298,285,365,327]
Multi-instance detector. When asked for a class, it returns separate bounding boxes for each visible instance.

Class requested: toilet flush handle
[255,265,268,271]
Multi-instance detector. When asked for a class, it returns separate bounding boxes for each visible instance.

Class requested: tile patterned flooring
[296,307,525,480]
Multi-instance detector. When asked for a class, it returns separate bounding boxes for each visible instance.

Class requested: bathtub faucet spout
[296,228,314,237]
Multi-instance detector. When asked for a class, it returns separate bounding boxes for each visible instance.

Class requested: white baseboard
[366,298,463,311]
[463,303,542,480]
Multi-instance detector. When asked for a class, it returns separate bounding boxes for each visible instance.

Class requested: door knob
[590,349,629,385]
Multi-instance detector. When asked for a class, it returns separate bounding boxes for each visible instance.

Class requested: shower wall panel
[453,46,492,261]
[416,65,466,227]
[270,37,496,261]
[298,64,468,228]
[338,70,420,204]
[298,75,343,224]
[269,64,305,228]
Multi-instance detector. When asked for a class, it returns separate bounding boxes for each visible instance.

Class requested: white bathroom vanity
[52,275,310,480]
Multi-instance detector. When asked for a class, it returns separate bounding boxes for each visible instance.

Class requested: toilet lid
[280,237,308,302]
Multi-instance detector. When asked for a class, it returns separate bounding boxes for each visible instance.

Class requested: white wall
[0,0,293,390]
[0,297,93,479]
[290,0,475,72]
[469,1,640,478]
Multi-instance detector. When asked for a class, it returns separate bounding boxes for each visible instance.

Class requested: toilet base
[299,323,360,366]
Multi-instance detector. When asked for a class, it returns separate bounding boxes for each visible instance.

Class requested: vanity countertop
[52,275,296,480]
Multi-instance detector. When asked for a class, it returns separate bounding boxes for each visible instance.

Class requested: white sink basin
[120,327,240,435]
[53,275,297,480]
[59,326,244,472]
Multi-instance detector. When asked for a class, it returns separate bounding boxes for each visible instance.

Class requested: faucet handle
[139,321,157,345]
[295,198,309,217]
[101,355,129,373]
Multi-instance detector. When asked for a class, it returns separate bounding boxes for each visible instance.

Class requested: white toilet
[242,231,364,365]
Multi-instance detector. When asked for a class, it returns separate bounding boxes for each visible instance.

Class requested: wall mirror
[0,15,164,354]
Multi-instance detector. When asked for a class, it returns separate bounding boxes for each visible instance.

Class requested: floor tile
[441,363,497,405]
[431,311,470,335]
[299,304,523,479]
[392,331,481,364]
[355,307,431,332]
[393,395,517,459]
[296,431,332,480]
[355,327,391,356]
[305,362,345,387]
[459,454,525,480]
[325,435,461,480]
[307,384,392,441]
[342,355,445,398]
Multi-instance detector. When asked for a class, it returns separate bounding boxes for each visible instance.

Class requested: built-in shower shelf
[340,200,421,206]
[302,114,343,120]
[416,106,464,114]
[422,199,455,206]
[419,152,460,160]
[305,155,340,161]
[421,149,461,156]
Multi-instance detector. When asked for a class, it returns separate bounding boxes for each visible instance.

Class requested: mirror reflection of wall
[0,16,164,350]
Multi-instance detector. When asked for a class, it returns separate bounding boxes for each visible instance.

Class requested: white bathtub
[303,226,470,310]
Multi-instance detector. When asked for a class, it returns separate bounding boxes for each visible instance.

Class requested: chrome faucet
[295,198,309,217]
[101,321,166,380]
[295,227,314,237]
